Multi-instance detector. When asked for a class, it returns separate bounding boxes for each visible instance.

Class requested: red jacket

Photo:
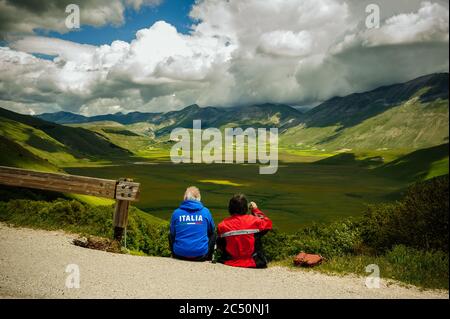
[217,208,273,268]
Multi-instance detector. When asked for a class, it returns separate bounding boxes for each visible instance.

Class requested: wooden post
[113,199,130,241]
[113,178,138,241]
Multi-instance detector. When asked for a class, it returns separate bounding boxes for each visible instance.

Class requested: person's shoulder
[218,215,235,225]
[201,206,212,215]
[244,213,263,222]
[217,218,228,231]
[171,207,184,217]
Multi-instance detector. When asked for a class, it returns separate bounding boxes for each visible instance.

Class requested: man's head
[184,186,201,202]
[228,194,248,215]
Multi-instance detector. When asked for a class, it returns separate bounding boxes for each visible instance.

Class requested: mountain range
[35,73,449,150]
[0,72,448,173]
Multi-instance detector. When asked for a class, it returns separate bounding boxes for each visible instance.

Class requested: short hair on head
[184,186,201,201]
[228,193,248,215]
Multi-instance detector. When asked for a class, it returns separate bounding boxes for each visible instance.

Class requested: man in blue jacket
[169,186,216,261]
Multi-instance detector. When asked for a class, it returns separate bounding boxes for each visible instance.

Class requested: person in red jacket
[217,194,273,268]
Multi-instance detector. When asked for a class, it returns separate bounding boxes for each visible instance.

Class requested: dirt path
[0,223,447,299]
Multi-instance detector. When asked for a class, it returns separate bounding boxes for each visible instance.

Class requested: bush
[319,245,449,290]
[360,175,449,252]
[0,199,171,257]
[386,245,449,281]
[1,175,448,289]
[262,219,362,261]
[261,228,292,261]
[291,219,362,258]
[384,245,449,289]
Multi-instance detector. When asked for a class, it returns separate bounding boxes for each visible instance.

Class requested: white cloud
[296,1,450,102]
[332,1,449,53]
[11,36,96,62]
[0,0,162,38]
[80,98,125,116]
[126,0,162,11]
[0,0,448,116]
[258,30,313,57]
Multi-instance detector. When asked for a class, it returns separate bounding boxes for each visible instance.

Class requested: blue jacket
[170,200,215,258]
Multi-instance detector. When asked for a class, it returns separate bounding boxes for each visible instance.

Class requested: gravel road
[0,223,447,299]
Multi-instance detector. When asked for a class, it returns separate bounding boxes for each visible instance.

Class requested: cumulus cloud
[11,36,96,62]
[126,0,162,11]
[332,1,449,52]
[296,1,450,102]
[0,0,161,38]
[258,30,313,57]
[0,0,448,115]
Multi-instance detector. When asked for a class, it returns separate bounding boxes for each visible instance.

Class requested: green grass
[65,145,448,232]
[0,117,80,167]
[69,122,161,155]
[62,142,448,233]
[281,98,449,151]
[66,194,116,206]
[65,161,406,233]
[273,246,449,290]
[0,198,169,256]
[376,143,449,182]
[1,110,448,233]
[0,135,59,172]
[0,107,131,163]
[198,179,246,186]
[264,175,449,290]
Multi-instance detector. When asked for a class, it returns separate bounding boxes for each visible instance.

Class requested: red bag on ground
[293,252,323,267]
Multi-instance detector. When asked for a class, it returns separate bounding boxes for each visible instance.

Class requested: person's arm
[169,213,176,243]
[207,210,215,239]
[249,202,273,232]
[216,224,226,260]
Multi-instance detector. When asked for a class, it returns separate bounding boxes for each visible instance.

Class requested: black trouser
[217,231,269,268]
[169,233,217,261]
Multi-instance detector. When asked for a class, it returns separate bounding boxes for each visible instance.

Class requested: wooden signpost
[0,165,140,241]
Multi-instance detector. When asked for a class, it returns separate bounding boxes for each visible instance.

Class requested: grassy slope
[0,135,59,172]
[0,107,131,162]
[0,116,80,167]
[70,123,157,154]
[282,97,449,151]
[376,143,449,182]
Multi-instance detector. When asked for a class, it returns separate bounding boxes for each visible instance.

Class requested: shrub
[360,175,449,252]
[319,245,449,290]
[291,219,362,258]
[261,228,291,261]
[0,199,171,257]
[384,245,449,289]
[262,219,362,261]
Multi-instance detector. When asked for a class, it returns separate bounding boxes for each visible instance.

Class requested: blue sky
[36,0,197,46]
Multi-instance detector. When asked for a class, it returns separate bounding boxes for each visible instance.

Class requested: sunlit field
[66,158,408,233]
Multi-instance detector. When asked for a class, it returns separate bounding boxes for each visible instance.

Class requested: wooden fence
[0,165,140,241]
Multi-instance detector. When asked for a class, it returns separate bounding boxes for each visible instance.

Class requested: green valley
[1,73,448,232]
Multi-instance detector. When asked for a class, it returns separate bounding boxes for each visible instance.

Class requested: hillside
[282,73,449,151]
[2,73,448,170]
[304,73,448,128]
[376,143,450,182]
[0,107,131,169]
[0,135,58,172]
[35,73,449,152]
